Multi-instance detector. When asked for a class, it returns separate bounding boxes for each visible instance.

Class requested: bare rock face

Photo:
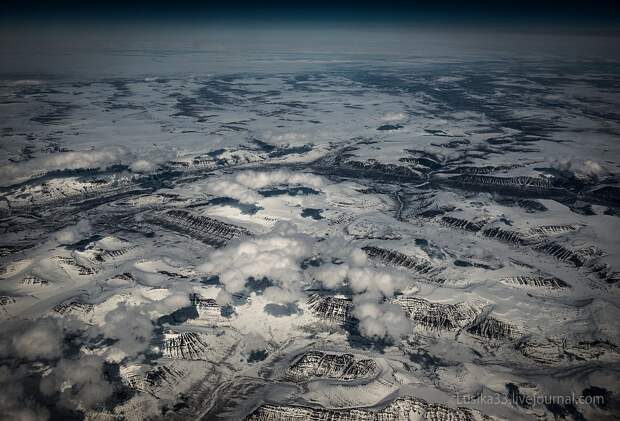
[516,199,547,213]
[166,150,265,172]
[500,275,570,290]
[534,242,603,267]
[585,260,620,285]
[528,224,580,237]
[362,246,441,277]
[441,174,566,198]
[6,177,140,217]
[122,364,187,397]
[20,274,52,287]
[307,294,354,325]
[161,329,239,362]
[392,296,482,332]
[466,314,523,342]
[285,351,378,382]
[393,296,522,343]
[147,209,252,247]
[481,226,533,245]
[52,300,95,316]
[189,293,231,325]
[346,219,402,240]
[318,154,424,183]
[53,255,100,276]
[162,331,211,360]
[83,245,139,264]
[441,216,484,232]
[515,337,620,366]
[245,396,500,421]
[0,296,17,315]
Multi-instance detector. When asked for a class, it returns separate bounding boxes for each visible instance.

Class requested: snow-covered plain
[1,28,620,420]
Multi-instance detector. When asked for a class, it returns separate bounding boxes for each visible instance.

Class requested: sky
[2,0,620,26]
[1,0,619,79]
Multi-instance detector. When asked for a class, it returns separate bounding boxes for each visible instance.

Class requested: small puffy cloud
[311,248,407,296]
[263,131,309,146]
[198,221,314,304]
[549,158,608,180]
[0,317,115,416]
[234,170,325,190]
[352,293,412,341]
[0,317,92,362]
[241,333,269,354]
[349,248,370,267]
[55,219,92,245]
[129,147,178,174]
[6,318,63,361]
[436,76,465,83]
[310,247,414,342]
[311,236,366,263]
[381,112,407,122]
[311,263,349,289]
[102,303,154,360]
[130,159,159,174]
[549,159,571,173]
[205,170,326,204]
[0,147,130,187]
[145,290,191,317]
[579,160,605,178]
[101,290,190,361]
[40,355,114,411]
[310,248,369,289]
[206,180,261,204]
[0,365,49,421]
[348,266,409,297]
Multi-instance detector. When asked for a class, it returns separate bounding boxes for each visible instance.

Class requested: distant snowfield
[0,27,620,420]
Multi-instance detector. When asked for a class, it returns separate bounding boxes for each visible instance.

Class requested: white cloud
[234,170,325,190]
[145,290,191,316]
[348,248,370,267]
[310,248,370,289]
[130,159,159,174]
[311,263,349,289]
[579,160,605,178]
[0,317,115,415]
[352,292,412,342]
[311,247,414,342]
[263,131,309,146]
[55,219,92,245]
[549,158,608,180]
[0,365,49,421]
[205,170,326,204]
[311,248,407,296]
[102,303,155,360]
[206,180,261,204]
[101,290,190,361]
[348,266,409,297]
[381,112,407,122]
[436,76,465,83]
[241,333,269,354]
[0,147,130,187]
[40,355,114,411]
[129,148,177,174]
[198,221,314,304]
[0,289,185,416]
[5,318,63,361]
